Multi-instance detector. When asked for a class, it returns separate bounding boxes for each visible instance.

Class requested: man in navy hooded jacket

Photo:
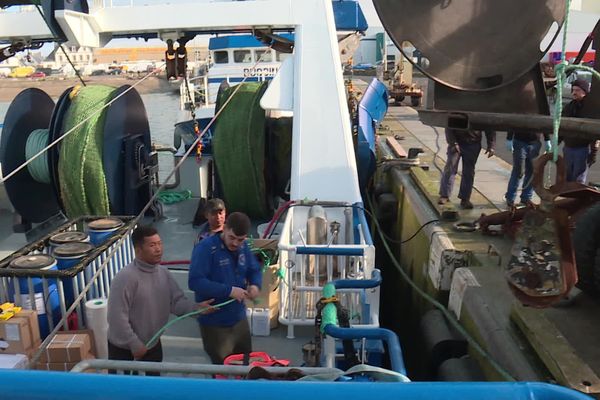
[189,212,262,364]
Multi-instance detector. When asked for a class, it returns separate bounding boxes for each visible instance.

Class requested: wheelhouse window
[255,49,273,63]
[276,52,291,62]
[214,51,229,64]
[233,50,252,63]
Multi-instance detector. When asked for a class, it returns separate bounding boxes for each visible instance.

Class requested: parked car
[353,63,375,71]
[29,71,46,79]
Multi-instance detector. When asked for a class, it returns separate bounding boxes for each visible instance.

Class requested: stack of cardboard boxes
[37,331,96,371]
[0,309,96,371]
[0,309,41,360]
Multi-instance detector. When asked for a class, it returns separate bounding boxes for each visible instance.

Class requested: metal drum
[53,242,94,306]
[48,231,90,252]
[9,254,60,339]
[87,218,124,246]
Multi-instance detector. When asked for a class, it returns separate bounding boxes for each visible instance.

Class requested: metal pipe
[0,277,8,302]
[295,246,364,256]
[293,286,369,293]
[73,274,83,327]
[323,325,406,376]
[354,204,372,246]
[334,269,381,290]
[42,279,53,332]
[71,359,343,376]
[153,145,181,189]
[418,109,600,140]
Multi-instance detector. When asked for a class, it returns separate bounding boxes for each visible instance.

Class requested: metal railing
[179,75,209,111]
[0,216,135,336]
[277,203,379,339]
[71,359,343,378]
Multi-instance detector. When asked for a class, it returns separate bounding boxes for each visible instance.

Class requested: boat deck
[148,198,314,367]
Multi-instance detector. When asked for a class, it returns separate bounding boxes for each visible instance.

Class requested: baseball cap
[205,198,225,214]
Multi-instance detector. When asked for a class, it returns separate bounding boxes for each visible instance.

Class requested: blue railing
[0,370,593,400]
[334,269,381,289]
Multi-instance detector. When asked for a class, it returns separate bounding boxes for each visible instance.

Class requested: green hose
[365,195,515,381]
[320,283,338,333]
[25,128,50,184]
[156,189,192,204]
[145,298,236,348]
[247,236,275,272]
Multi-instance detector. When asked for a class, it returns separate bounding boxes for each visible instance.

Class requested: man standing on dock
[561,79,599,184]
[189,212,262,364]
[438,128,496,209]
[504,130,552,208]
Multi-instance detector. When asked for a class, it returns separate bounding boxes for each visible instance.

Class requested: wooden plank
[511,304,600,394]
[385,136,408,158]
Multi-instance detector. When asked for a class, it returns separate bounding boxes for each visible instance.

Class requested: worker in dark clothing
[505,130,552,208]
[195,198,226,243]
[188,212,262,364]
[561,79,599,183]
[438,128,496,209]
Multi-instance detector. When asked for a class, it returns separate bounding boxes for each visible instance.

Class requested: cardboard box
[252,239,278,251]
[0,353,28,369]
[252,239,279,266]
[62,329,97,357]
[36,352,94,372]
[39,331,93,363]
[24,340,41,360]
[0,316,32,355]
[249,264,281,329]
[260,264,281,293]
[13,310,41,345]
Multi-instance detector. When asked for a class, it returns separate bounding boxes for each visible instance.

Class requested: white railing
[277,203,379,339]
[179,75,210,111]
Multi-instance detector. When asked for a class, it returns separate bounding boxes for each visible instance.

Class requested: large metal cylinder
[307,205,328,281]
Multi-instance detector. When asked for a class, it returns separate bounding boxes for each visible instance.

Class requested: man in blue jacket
[188,212,262,364]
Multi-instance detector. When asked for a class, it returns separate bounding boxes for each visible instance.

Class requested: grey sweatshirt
[107,258,196,353]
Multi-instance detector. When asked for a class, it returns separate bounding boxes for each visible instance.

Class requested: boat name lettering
[243,67,279,77]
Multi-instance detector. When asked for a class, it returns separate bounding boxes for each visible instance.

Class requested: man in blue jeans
[505,130,552,208]
[561,79,599,183]
[438,128,496,209]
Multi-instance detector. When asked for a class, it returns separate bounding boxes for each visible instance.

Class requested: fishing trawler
[0,1,597,400]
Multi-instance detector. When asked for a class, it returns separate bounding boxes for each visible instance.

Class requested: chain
[182,70,202,162]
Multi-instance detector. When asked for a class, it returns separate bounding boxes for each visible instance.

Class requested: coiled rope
[25,128,51,184]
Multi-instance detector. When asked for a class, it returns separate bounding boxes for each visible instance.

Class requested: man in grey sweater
[107,225,213,373]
